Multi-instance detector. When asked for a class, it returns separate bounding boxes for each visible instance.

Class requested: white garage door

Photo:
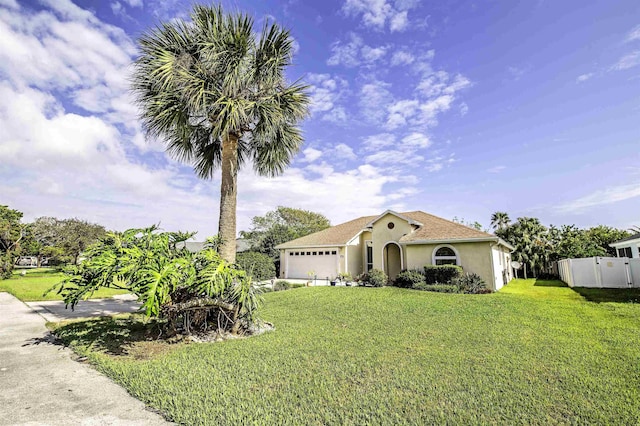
[286,249,339,279]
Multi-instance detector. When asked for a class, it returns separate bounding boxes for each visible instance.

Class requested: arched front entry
[383,242,402,281]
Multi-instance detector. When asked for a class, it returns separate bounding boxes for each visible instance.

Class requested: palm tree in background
[490,211,511,231]
[132,5,309,262]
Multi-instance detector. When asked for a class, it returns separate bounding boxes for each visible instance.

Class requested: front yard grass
[51,279,640,425]
[0,268,128,301]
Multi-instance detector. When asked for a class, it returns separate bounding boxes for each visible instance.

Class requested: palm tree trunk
[218,133,238,263]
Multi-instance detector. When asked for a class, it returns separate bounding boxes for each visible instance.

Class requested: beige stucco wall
[405,242,497,290]
[346,244,362,278]
[371,213,412,272]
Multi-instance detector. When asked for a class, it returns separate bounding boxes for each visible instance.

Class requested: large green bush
[394,270,425,288]
[50,226,262,335]
[424,265,463,284]
[358,269,388,287]
[236,251,275,282]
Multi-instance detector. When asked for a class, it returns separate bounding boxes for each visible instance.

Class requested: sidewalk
[0,292,170,425]
[26,294,141,322]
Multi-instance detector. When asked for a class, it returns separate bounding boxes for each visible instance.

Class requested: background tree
[241,206,331,260]
[497,217,549,278]
[21,217,106,265]
[490,211,510,231]
[56,219,106,264]
[132,4,309,263]
[0,205,24,278]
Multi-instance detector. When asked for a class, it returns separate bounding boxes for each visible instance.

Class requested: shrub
[412,283,459,293]
[424,265,463,284]
[272,281,304,291]
[394,270,425,288]
[358,269,388,287]
[236,251,276,282]
[273,280,292,291]
[454,273,489,294]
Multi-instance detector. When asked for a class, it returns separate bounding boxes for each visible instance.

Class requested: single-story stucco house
[610,233,640,258]
[275,210,515,291]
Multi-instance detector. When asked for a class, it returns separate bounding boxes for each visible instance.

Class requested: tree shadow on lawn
[571,287,640,304]
[43,316,166,356]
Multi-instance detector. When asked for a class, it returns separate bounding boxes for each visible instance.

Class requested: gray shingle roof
[611,232,640,245]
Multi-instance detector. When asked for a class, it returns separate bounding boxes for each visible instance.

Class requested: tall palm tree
[490,211,510,231]
[132,5,309,262]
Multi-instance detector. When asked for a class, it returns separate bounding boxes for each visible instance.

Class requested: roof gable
[364,210,423,228]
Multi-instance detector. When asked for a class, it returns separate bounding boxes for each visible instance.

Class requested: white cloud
[334,143,357,160]
[365,149,424,165]
[487,165,506,174]
[459,102,469,116]
[342,0,417,32]
[390,50,415,66]
[122,0,143,7]
[361,45,388,63]
[327,33,388,67]
[386,99,419,129]
[300,147,323,163]
[322,106,348,123]
[307,73,349,114]
[611,50,640,71]
[402,132,431,149]
[389,10,408,32]
[385,70,471,130]
[362,133,396,151]
[556,182,640,213]
[359,79,393,122]
[576,73,594,83]
[327,33,363,67]
[626,24,640,43]
[237,164,406,227]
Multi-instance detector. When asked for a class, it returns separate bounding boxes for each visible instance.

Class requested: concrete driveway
[26,294,142,322]
[0,292,170,425]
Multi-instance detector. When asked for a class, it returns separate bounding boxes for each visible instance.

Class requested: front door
[383,243,402,280]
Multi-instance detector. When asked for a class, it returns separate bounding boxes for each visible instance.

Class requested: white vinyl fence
[558,257,640,288]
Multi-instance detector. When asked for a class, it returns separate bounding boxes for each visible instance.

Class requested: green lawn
[52,279,640,425]
[0,268,129,301]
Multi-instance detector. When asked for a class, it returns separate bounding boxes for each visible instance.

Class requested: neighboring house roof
[275,210,510,249]
[610,233,640,247]
[176,241,206,253]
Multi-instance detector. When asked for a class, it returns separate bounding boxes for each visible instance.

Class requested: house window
[319,251,324,255]
[295,252,299,256]
[312,251,317,255]
[433,245,459,266]
[289,252,293,256]
[365,240,373,271]
[306,251,311,256]
[624,247,632,258]
[388,222,395,229]
[331,250,337,255]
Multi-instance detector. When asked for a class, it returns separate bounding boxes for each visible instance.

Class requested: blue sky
[0,0,638,237]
